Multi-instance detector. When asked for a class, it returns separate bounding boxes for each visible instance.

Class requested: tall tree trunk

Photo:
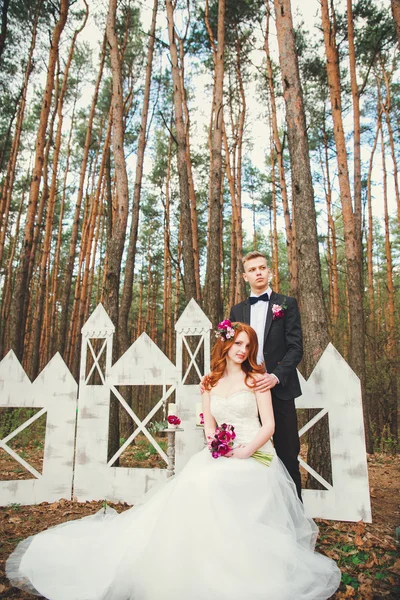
[163,132,173,357]
[391,0,400,44]
[8,0,69,360]
[233,28,246,305]
[347,0,362,259]
[366,106,380,362]
[203,0,225,325]
[0,0,10,61]
[165,0,196,302]
[177,34,201,302]
[0,183,27,356]
[265,2,297,296]
[58,35,107,357]
[380,122,398,439]
[48,95,77,359]
[379,59,400,224]
[321,0,372,452]
[320,113,339,333]
[105,0,130,460]
[268,100,280,290]
[118,0,158,356]
[273,0,331,486]
[0,0,42,269]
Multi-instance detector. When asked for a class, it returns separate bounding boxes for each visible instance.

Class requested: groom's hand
[255,372,278,392]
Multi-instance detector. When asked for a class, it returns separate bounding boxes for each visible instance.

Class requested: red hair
[205,322,265,390]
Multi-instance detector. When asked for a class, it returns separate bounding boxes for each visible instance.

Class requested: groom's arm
[272,296,303,387]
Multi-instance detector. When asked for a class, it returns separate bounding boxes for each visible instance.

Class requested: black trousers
[272,394,302,501]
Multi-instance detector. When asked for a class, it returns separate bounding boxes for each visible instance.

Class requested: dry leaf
[353,520,366,536]
[354,534,364,547]
[344,584,356,597]
[8,516,21,523]
[388,558,400,575]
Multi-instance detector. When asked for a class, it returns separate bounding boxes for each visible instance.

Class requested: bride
[7,321,341,600]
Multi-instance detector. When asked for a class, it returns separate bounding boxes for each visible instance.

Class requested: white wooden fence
[0,301,371,522]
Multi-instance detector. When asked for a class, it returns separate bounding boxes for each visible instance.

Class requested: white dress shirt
[250,287,272,366]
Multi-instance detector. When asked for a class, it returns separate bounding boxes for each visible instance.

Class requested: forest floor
[0,452,398,599]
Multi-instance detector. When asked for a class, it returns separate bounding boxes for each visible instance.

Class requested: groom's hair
[242,251,268,267]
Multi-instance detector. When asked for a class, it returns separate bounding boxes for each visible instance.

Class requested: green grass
[341,572,359,589]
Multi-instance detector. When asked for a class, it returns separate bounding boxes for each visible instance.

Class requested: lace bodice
[210,390,274,453]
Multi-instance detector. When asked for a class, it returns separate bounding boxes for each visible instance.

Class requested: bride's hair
[204,323,265,390]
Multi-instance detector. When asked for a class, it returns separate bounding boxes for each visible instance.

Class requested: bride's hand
[226,445,250,459]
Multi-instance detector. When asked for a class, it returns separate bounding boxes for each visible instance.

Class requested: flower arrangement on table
[167,403,181,429]
[167,415,181,427]
[207,423,274,466]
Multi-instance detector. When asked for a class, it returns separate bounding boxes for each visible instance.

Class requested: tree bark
[105,0,130,460]
[0,0,10,61]
[165,0,197,302]
[347,0,362,260]
[391,0,400,44]
[380,121,398,439]
[177,34,201,302]
[203,0,225,325]
[265,3,296,296]
[366,106,380,362]
[379,58,400,224]
[321,0,372,452]
[118,0,158,356]
[273,0,331,486]
[58,34,107,357]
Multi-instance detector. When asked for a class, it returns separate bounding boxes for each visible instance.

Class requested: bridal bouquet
[207,423,274,466]
[207,423,236,458]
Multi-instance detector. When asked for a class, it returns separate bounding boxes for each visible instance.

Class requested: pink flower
[199,413,204,425]
[271,304,285,320]
[218,319,232,330]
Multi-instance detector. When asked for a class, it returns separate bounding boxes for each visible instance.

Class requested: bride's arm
[202,390,217,440]
[229,386,275,459]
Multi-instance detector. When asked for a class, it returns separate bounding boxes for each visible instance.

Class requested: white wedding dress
[7,390,341,600]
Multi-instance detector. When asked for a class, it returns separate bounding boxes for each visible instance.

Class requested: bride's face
[227,331,250,364]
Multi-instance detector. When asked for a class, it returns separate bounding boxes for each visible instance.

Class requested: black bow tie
[249,292,269,305]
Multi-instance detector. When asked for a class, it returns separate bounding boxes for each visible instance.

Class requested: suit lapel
[243,300,251,324]
[264,291,277,342]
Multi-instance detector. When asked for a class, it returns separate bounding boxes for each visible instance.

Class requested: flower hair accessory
[215,319,239,341]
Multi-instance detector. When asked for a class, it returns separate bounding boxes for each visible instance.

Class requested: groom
[229,251,303,500]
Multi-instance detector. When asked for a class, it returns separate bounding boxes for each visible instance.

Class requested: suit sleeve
[272,297,303,387]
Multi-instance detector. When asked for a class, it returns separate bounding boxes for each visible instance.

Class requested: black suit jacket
[229,291,303,401]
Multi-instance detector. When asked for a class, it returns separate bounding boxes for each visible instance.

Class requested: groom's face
[243,257,270,294]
